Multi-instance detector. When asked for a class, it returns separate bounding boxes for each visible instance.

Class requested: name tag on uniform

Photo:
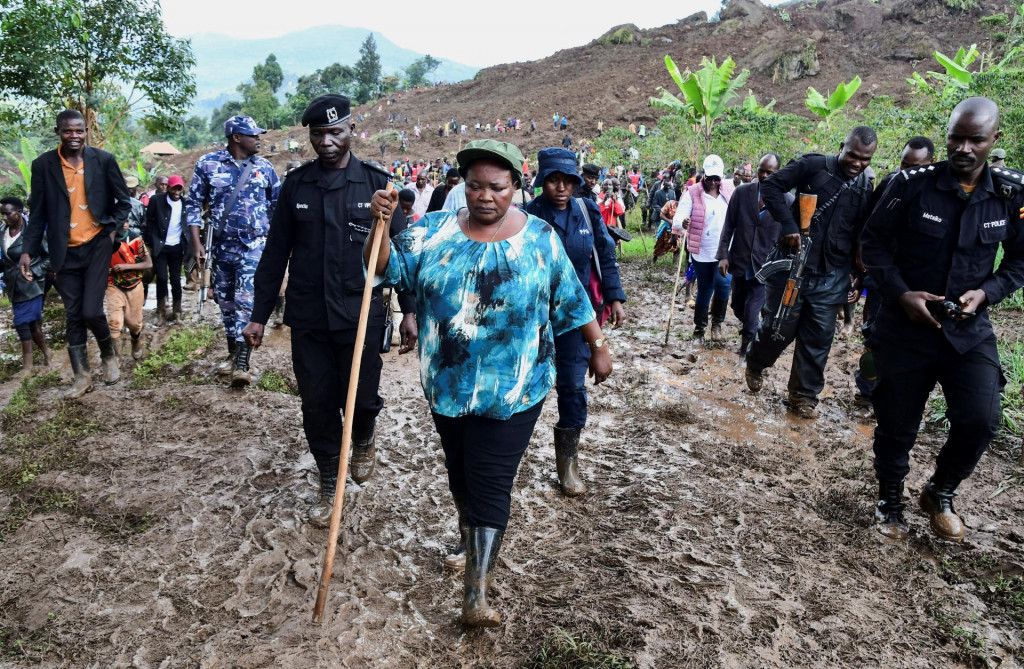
[983,219,1007,229]
[579,227,591,235]
[357,202,371,209]
[922,212,943,223]
[296,203,309,209]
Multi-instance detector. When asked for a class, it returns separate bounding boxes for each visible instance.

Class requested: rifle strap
[575,198,602,284]
[216,158,256,239]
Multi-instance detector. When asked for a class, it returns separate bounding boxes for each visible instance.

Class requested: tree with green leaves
[650,55,749,153]
[0,137,39,197]
[354,34,382,104]
[286,63,357,122]
[0,0,196,148]
[404,55,441,89]
[252,54,284,93]
[805,76,862,129]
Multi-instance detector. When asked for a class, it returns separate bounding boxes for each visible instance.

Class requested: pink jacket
[685,181,733,254]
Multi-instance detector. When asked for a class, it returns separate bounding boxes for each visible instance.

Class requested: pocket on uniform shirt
[908,214,946,238]
[978,220,1012,244]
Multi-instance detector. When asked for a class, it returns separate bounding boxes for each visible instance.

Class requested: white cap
[703,154,725,178]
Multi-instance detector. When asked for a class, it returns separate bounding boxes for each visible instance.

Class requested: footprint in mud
[222,550,291,617]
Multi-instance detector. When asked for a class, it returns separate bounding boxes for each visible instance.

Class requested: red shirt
[109,237,148,289]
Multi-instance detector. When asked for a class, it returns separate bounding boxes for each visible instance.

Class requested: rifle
[754,193,818,341]
[197,219,215,314]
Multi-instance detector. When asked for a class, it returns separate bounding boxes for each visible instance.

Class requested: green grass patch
[524,628,634,669]
[940,552,1024,626]
[0,611,59,661]
[998,337,1024,438]
[255,369,298,394]
[2,370,61,426]
[979,12,1009,25]
[131,325,219,389]
[931,608,990,668]
[944,0,979,10]
[0,294,9,309]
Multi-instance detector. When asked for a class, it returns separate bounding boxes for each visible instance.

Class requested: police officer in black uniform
[243,94,416,526]
[746,126,878,418]
[862,97,1024,542]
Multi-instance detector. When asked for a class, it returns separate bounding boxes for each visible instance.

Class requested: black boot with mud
[97,335,120,385]
[66,344,93,399]
[874,479,908,540]
[446,496,470,571]
[217,336,238,376]
[462,526,504,628]
[692,304,709,341]
[130,332,144,360]
[788,396,817,419]
[920,474,965,542]
[169,298,182,323]
[156,297,167,325]
[350,430,376,484]
[709,298,727,342]
[745,364,764,393]
[309,455,339,528]
[554,427,587,496]
[230,342,253,388]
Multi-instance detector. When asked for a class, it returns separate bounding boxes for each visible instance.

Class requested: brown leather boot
[130,333,144,360]
[229,342,253,388]
[920,475,965,542]
[350,430,376,484]
[170,298,182,322]
[874,479,908,540]
[445,496,470,571]
[554,427,586,496]
[308,456,339,528]
[462,526,503,627]
[65,344,93,399]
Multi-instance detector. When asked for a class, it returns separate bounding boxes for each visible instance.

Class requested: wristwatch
[588,338,606,350]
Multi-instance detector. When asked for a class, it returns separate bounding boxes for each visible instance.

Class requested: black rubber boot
[920,472,965,542]
[693,304,709,340]
[350,429,377,484]
[739,335,752,360]
[462,526,504,627]
[709,298,727,341]
[230,342,253,388]
[96,336,120,385]
[445,495,470,570]
[553,427,586,496]
[308,455,340,528]
[66,344,93,399]
[874,479,908,540]
[217,336,238,376]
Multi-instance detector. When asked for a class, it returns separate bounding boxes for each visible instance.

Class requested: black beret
[302,94,351,128]
[581,163,601,177]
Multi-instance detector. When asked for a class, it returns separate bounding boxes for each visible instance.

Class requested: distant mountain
[186,26,478,118]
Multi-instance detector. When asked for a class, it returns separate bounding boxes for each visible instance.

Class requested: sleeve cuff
[779,218,798,237]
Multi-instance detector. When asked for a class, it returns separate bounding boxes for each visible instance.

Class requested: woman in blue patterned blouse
[368,139,613,628]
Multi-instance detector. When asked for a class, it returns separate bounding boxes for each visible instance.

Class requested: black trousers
[432,400,544,531]
[53,233,112,347]
[729,272,766,341]
[154,244,184,304]
[747,268,848,402]
[871,333,1003,485]
[291,327,384,460]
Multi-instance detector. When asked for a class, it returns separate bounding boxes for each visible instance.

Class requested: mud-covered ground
[0,259,1022,668]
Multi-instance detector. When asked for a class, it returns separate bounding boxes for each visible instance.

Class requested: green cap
[991,148,1007,160]
[456,139,525,186]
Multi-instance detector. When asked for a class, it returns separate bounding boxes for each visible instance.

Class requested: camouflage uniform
[185,149,280,341]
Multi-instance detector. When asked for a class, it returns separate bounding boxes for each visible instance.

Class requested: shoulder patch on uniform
[361,160,393,180]
[899,164,938,181]
[991,165,1024,203]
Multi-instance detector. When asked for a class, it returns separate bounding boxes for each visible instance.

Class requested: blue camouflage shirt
[185,149,281,248]
[381,211,595,419]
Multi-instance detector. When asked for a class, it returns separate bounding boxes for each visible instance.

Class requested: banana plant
[651,55,749,152]
[0,137,40,197]
[805,76,862,129]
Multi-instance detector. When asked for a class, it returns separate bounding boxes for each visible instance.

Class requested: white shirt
[673,188,729,263]
[412,183,434,218]
[442,182,466,212]
[165,196,183,246]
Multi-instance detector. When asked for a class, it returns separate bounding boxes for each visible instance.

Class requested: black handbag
[380,288,394,353]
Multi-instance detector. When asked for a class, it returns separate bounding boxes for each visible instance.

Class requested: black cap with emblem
[301,94,352,128]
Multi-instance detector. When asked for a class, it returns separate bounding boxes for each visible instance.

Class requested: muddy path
[0,259,1022,668]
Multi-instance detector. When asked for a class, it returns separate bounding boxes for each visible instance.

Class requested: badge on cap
[327,107,338,123]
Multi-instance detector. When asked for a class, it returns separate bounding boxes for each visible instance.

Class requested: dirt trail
[0,259,1022,668]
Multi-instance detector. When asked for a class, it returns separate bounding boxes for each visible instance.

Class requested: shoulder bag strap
[575,197,602,283]
[216,158,256,237]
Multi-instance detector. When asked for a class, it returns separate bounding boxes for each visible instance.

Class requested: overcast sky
[162,0,736,67]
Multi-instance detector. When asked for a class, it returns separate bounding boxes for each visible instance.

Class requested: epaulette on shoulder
[899,163,939,181]
[361,159,393,180]
[990,165,1024,201]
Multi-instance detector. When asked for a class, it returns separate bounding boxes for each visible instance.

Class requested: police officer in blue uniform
[186,115,281,387]
[243,95,416,526]
[862,97,1024,542]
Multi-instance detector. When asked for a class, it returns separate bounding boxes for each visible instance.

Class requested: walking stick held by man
[312,182,394,624]
[755,193,818,341]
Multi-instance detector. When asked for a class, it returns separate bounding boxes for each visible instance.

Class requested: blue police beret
[302,94,352,128]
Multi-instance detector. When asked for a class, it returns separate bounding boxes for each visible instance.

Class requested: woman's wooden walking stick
[664,244,687,346]
[312,182,394,624]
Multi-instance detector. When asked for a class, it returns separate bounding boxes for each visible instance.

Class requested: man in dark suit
[144,174,191,323]
[21,109,131,398]
[716,153,789,358]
